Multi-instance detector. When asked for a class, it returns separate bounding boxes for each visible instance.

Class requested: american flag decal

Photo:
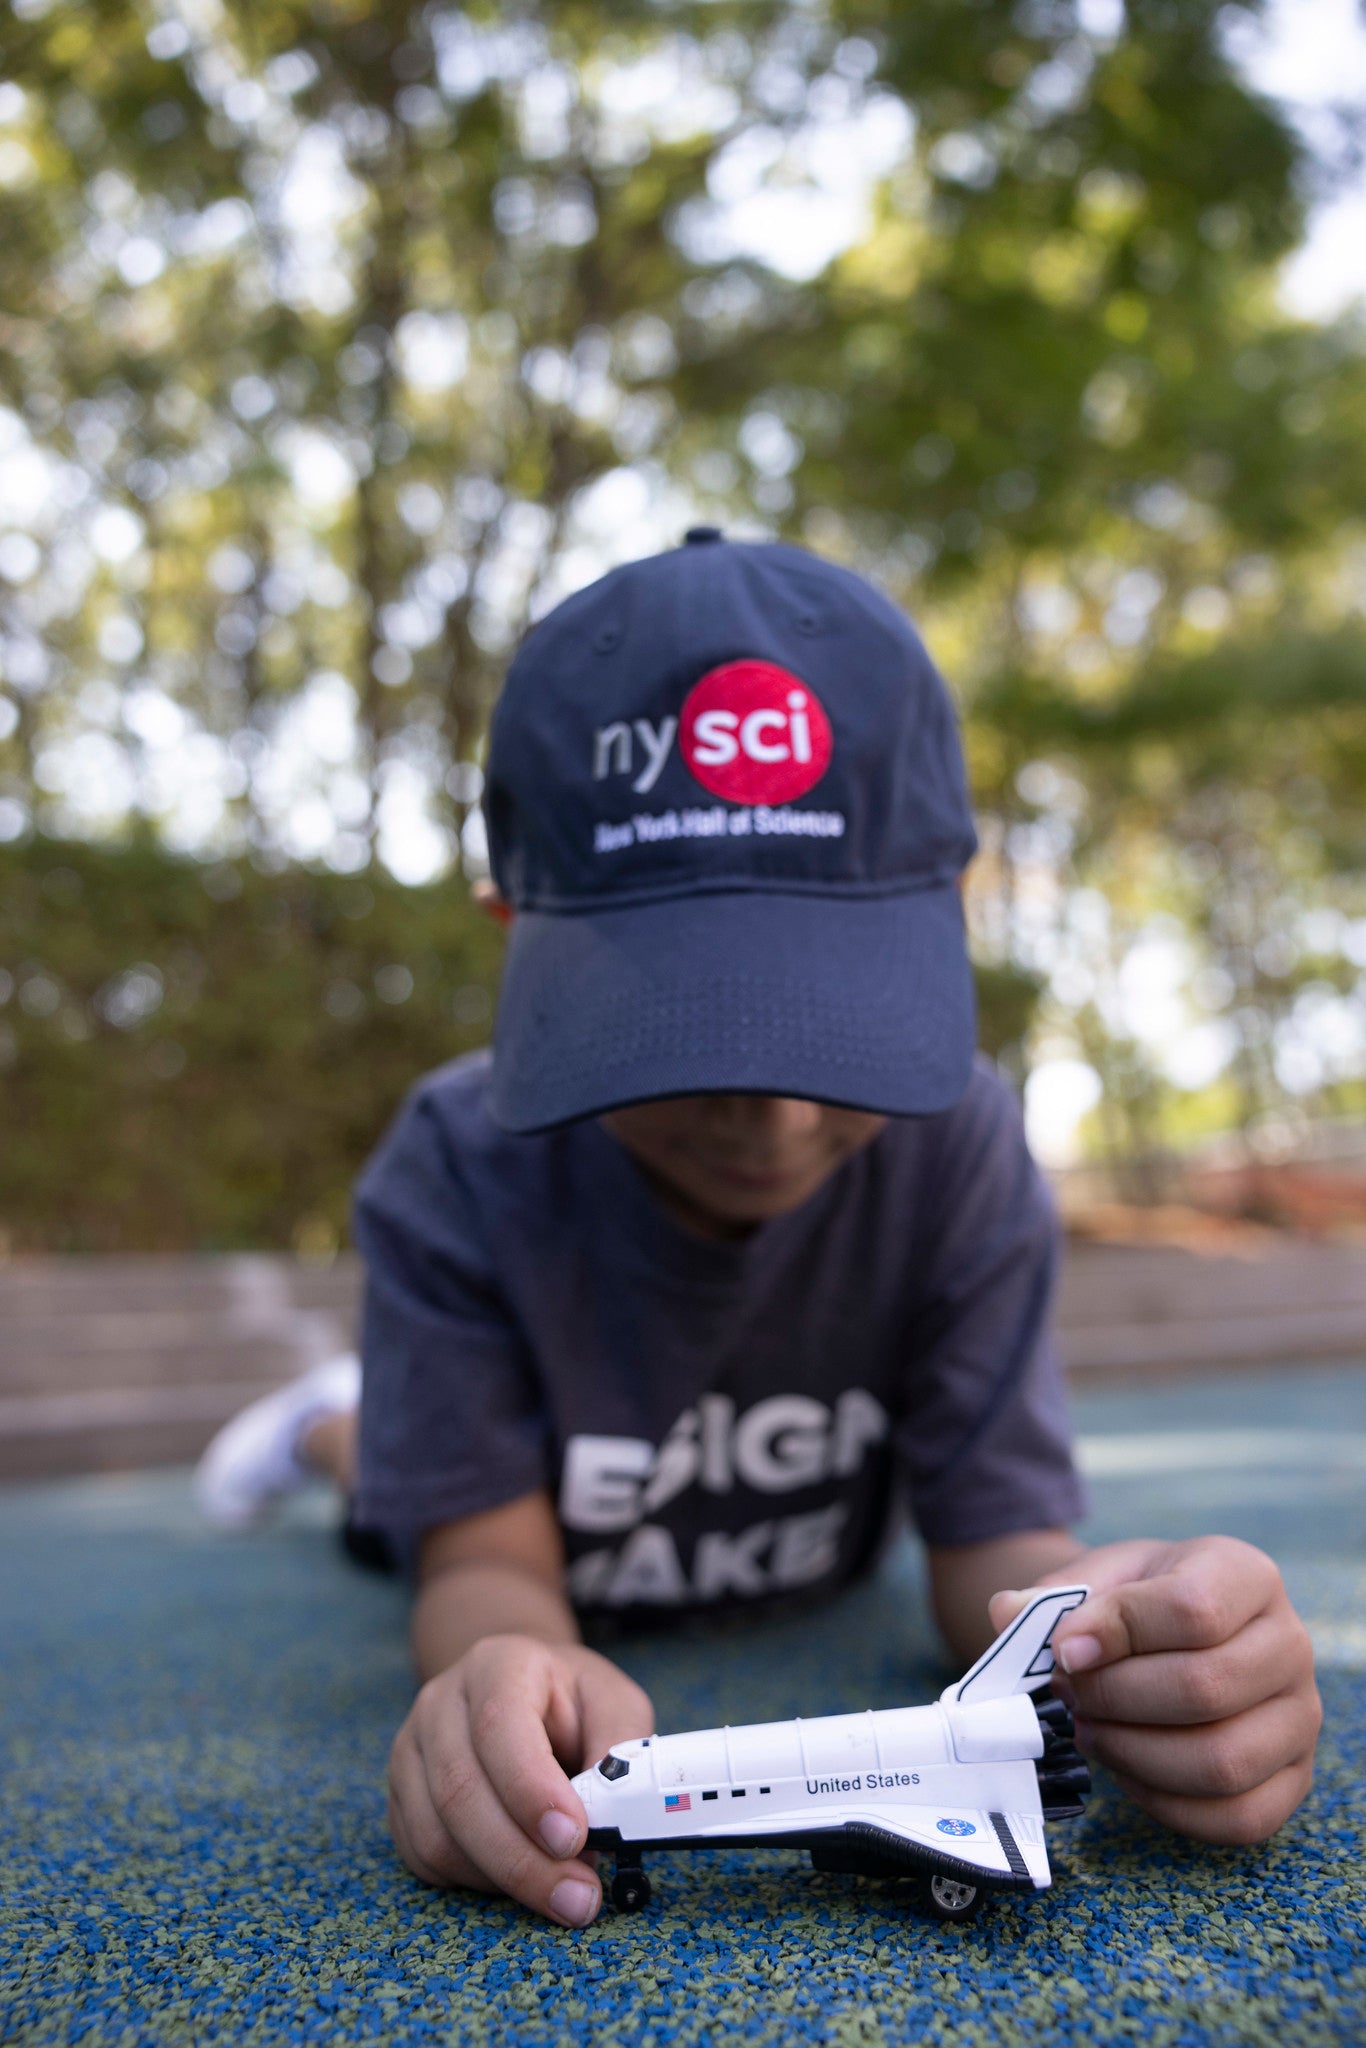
[664,1793,691,1814]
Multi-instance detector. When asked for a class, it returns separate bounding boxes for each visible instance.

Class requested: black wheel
[922,1874,983,1922]
[611,1868,652,1913]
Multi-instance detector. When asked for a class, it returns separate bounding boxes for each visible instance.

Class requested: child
[201,529,1321,1930]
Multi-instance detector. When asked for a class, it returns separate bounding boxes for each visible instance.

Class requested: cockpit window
[597,1754,630,1781]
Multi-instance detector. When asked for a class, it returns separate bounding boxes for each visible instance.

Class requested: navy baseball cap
[482,529,979,1132]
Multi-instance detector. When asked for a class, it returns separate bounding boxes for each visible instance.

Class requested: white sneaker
[195,1353,361,1530]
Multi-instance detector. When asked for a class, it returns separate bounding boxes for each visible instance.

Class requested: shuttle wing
[941,1585,1089,1707]
[804,1804,1049,1891]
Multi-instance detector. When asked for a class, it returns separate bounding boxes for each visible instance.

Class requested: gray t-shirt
[353,1050,1087,1618]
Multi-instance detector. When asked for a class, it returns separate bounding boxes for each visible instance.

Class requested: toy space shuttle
[573,1585,1091,1921]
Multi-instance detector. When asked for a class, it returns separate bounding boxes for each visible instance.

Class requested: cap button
[683,525,724,545]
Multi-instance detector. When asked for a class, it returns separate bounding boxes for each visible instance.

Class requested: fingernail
[550,1878,598,1927]
[1059,1634,1103,1673]
[539,1810,581,1858]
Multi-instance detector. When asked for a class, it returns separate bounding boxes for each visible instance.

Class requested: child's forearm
[412,1560,582,1681]
[926,1527,1088,1668]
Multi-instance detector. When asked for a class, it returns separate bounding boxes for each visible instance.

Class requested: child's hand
[990,1535,1321,1844]
[387,1634,654,1926]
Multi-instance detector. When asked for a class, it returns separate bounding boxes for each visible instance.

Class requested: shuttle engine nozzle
[1033,1691,1091,1820]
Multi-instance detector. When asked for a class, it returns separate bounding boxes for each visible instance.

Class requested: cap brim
[488,884,976,1132]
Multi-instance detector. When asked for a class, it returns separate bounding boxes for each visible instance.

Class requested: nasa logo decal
[680,659,832,805]
[936,1818,977,1837]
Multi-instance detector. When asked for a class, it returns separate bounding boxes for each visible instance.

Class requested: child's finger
[986,1587,1031,1632]
[388,1717,492,1891]
[1077,1691,1314,1803]
[575,1667,656,1784]
[462,1660,592,1863]
[1058,1611,1312,1727]
[1109,1757,1316,1847]
[985,1541,1170,1637]
[1051,1539,1281,1673]
[410,1693,602,1926]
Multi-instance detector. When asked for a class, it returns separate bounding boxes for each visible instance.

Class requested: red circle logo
[679,660,833,805]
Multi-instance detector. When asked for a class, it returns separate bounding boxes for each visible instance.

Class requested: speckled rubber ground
[3,1366,1364,2047]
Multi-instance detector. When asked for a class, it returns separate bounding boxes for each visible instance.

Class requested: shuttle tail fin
[941,1585,1089,1707]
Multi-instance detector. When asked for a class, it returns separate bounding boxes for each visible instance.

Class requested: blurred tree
[976,624,1366,1153]
[1,0,1363,1199]
[0,0,838,863]
[777,0,1366,1155]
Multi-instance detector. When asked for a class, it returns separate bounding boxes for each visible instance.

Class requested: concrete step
[0,1255,357,1478]
[0,1382,289,1483]
[1056,1241,1366,1323]
[0,1254,358,1316]
[1060,1303,1366,1382]
[1,1244,1363,1480]
[0,1332,311,1396]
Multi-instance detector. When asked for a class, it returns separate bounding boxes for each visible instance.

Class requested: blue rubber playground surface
[3,1363,1364,2047]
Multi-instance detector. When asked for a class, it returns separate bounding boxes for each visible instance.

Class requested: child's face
[600,1095,887,1240]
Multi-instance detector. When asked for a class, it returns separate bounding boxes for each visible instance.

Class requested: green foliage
[974,627,1366,1142]
[0,837,504,1252]
[970,958,1046,1085]
[0,0,823,846]
[0,835,1048,1252]
[7,0,1362,855]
